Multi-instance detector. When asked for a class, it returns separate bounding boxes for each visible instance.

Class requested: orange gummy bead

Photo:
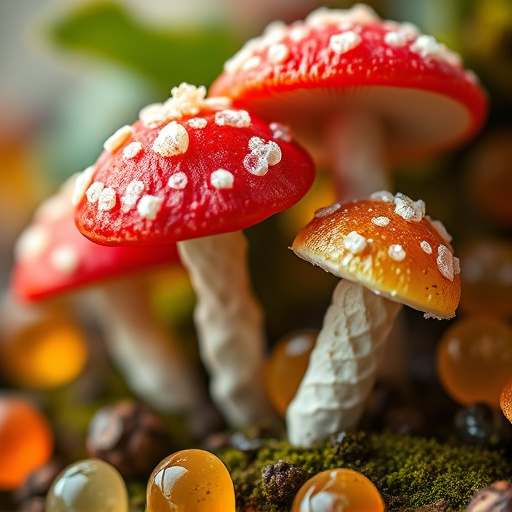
[0,396,53,489]
[291,468,384,512]
[0,316,88,390]
[438,316,512,408]
[146,449,235,512]
[500,379,512,423]
[264,330,316,417]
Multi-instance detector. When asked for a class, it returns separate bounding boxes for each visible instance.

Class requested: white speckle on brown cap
[123,141,143,159]
[370,190,395,202]
[121,181,145,213]
[329,31,361,54]
[215,109,251,128]
[454,257,461,275]
[244,137,282,176]
[372,216,390,227]
[168,172,188,189]
[394,192,425,222]
[437,244,455,281]
[428,217,453,244]
[268,43,289,63]
[211,169,234,189]
[14,226,49,262]
[137,195,162,221]
[104,125,133,153]
[315,202,341,218]
[187,118,208,129]
[50,245,79,274]
[153,121,189,157]
[270,122,292,142]
[98,188,117,211]
[344,231,367,254]
[86,182,104,204]
[72,166,96,206]
[388,244,406,261]
[420,241,432,254]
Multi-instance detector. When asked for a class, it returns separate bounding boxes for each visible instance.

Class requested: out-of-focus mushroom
[210,4,487,200]
[74,83,316,428]
[288,191,461,446]
[10,175,209,416]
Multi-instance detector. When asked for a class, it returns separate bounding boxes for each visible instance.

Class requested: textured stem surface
[287,279,401,447]
[327,111,389,200]
[91,278,208,413]
[178,231,276,428]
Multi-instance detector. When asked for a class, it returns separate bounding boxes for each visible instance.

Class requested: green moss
[217,431,512,512]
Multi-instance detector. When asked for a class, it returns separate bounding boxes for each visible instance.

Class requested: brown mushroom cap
[291,192,461,318]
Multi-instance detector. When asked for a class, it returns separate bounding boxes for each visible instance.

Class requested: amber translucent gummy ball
[459,238,512,318]
[146,449,235,512]
[291,468,384,512]
[0,395,53,489]
[500,379,512,423]
[264,330,317,417]
[0,315,88,389]
[438,316,512,408]
[46,458,129,512]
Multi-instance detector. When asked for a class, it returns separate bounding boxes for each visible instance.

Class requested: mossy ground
[218,430,512,512]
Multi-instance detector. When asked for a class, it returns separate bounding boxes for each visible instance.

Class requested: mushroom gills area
[241,86,471,163]
[286,279,402,447]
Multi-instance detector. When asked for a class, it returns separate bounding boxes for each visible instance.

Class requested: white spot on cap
[72,166,96,206]
[137,195,162,220]
[370,190,395,202]
[49,245,79,274]
[428,217,453,244]
[121,181,145,213]
[215,109,251,128]
[437,244,455,281]
[139,103,168,128]
[384,31,409,47]
[187,118,208,129]
[305,5,379,28]
[420,241,432,254]
[270,122,292,142]
[244,137,282,176]
[388,244,406,261]
[211,169,234,189]
[410,34,443,59]
[242,55,262,70]
[123,141,143,159]
[153,121,189,157]
[168,172,188,189]
[289,25,310,42]
[372,216,390,227]
[86,182,104,203]
[268,43,289,63]
[329,31,361,54]
[315,203,341,218]
[98,188,116,211]
[394,192,425,222]
[14,226,49,262]
[344,231,367,254]
[104,125,133,153]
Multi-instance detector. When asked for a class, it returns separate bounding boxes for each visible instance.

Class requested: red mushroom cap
[11,176,179,302]
[74,84,315,246]
[210,5,488,162]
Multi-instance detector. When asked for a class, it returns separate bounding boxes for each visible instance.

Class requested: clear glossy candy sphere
[290,468,384,512]
[46,459,129,512]
[146,449,235,512]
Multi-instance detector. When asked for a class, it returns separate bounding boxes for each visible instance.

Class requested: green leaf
[46,1,240,90]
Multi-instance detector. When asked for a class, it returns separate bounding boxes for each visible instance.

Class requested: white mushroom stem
[87,277,209,413]
[327,111,390,201]
[177,231,276,428]
[286,279,402,447]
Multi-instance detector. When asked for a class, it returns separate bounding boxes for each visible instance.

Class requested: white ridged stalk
[90,278,209,413]
[177,231,276,428]
[287,279,402,447]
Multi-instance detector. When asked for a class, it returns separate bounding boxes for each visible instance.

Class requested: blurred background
[1,0,512,507]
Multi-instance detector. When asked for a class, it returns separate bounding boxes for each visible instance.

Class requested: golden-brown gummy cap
[291,192,461,318]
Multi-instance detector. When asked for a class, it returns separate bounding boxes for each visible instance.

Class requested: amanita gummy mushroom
[11,175,209,416]
[210,4,487,199]
[288,191,461,447]
[74,83,315,428]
